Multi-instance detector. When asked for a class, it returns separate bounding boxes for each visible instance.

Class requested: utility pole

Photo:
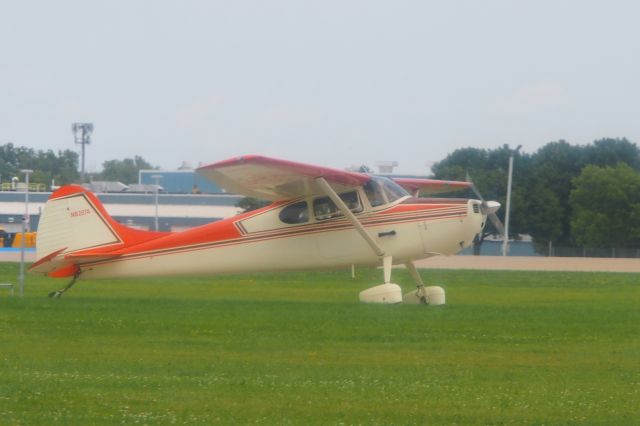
[152,175,163,231]
[72,123,94,181]
[502,145,522,256]
[19,169,33,297]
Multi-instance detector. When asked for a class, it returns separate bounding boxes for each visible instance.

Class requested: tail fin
[31,185,163,276]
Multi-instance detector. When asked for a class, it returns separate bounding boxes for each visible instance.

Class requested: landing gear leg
[405,261,428,304]
[403,261,445,305]
[383,256,393,283]
[48,271,81,298]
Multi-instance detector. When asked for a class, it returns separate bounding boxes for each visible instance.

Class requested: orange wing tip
[197,154,263,170]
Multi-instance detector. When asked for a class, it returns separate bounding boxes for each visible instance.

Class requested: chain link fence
[461,240,640,258]
[547,246,640,258]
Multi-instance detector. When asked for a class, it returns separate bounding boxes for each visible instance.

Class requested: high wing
[392,178,473,197]
[196,155,370,201]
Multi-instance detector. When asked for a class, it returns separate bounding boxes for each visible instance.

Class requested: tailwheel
[48,271,81,298]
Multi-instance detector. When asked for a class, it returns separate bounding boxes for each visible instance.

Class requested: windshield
[363,177,409,207]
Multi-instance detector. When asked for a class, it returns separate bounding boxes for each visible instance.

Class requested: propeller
[466,176,505,237]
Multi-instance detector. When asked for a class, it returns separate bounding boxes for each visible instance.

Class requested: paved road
[0,250,36,262]
[1,251,638,273]
[415,255,640,273]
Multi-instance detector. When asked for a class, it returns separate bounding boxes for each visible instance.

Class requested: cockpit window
[363,177,409,207]
[363,179,386,207]
[279,201,309,224]
[314,191,363,221]
[340,191,363,213]
[380,177,409,201]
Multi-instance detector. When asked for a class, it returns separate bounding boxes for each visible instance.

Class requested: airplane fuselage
[77,196,485,279]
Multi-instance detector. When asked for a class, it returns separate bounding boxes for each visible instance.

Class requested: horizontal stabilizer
[29,247,80,278]
[64,252,122,262]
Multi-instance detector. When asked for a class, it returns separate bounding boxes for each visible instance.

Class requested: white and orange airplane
[30,155,500,304]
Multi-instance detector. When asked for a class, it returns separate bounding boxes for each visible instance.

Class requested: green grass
[0,263,639,425]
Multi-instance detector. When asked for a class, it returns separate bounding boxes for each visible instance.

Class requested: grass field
[1,263,638,425]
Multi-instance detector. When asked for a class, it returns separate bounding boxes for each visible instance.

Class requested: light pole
[72,123,94,181]
[19,169,33,297]
[502,145,522,256]
[152,175,162,231]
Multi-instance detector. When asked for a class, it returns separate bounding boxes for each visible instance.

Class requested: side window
[340,191,363,213]
[314,197,340,220]
[279,201,309,224]
[314,191,362,220]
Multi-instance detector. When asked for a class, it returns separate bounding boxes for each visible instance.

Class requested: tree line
[3,138,639,249]
[432,138,640,251]
[0,143,155,186]
[0,143,79,186]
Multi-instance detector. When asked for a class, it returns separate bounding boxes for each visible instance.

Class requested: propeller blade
[467,175,506,237]
[487,213,505,236]
[469,181,485,202]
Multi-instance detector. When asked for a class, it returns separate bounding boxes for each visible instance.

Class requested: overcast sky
[1,1,638,174]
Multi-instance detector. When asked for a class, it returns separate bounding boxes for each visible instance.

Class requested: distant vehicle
[126,184,164,194]
[31,155,501,303]
[82,181,129,193]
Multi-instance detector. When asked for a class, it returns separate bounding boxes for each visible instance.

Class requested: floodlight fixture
[72,122,94,181]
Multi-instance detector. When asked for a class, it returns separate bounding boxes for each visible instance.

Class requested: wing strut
[314,177,385,258]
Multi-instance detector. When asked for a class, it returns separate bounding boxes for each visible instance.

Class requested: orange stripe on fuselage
[108,203,279,256]
[380,197,468,214]
[79,199,469,267]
